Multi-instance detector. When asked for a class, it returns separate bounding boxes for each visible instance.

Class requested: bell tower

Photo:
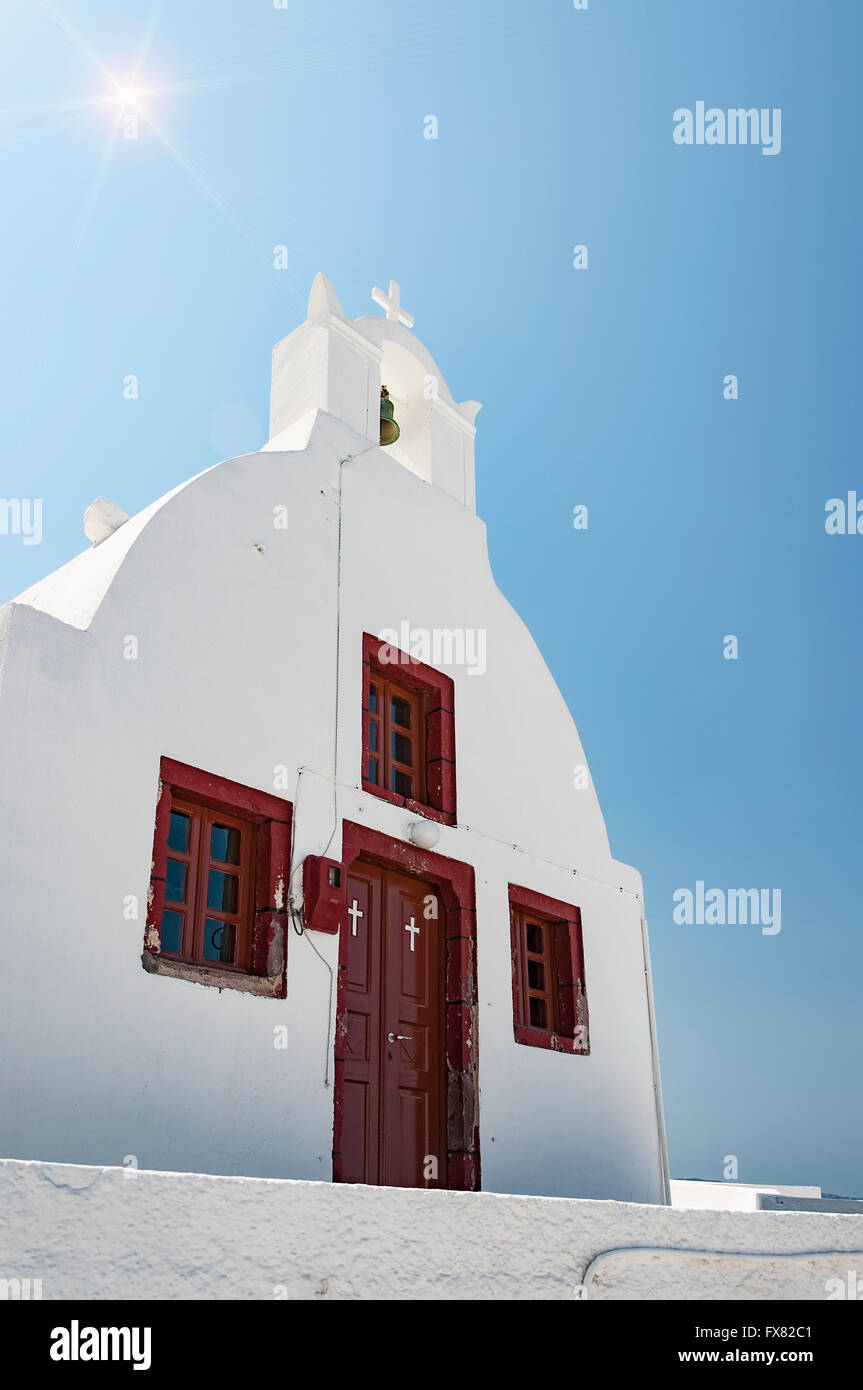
[268,274,382,448]
[268,274,481,511]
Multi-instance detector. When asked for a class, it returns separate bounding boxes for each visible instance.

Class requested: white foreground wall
[1,1160,861,1301]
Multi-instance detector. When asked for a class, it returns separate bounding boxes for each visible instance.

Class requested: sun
[33,1,298,277]
[110,82,149,110]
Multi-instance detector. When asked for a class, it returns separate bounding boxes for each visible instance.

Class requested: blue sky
[1,1,860,1194]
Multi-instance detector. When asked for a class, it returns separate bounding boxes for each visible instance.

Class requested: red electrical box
[302,856,345,934]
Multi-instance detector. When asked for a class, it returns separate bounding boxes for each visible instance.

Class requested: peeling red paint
[144,758,292,998]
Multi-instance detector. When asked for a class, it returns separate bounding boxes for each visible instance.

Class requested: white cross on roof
[371,279,414,328]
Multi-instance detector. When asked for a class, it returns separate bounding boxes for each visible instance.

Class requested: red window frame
[161,798,256,973]
[366,672,426,804]
[144,758,292,997]
[509,884,589,1054]
[362,633,456,825]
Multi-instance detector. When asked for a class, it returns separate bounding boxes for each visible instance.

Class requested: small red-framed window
[161,799,256,972]
[144,758,292,997]
[367,673,426,803]
[362,634,456,825]
[509,885,589,1054]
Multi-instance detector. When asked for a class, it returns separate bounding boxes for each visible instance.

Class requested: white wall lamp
[408,820,440,850]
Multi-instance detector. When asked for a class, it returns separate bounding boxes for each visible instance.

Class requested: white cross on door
[404,916,420,952]
[348,899,364,936]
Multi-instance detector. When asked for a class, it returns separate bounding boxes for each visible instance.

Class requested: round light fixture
[408,820,440,850]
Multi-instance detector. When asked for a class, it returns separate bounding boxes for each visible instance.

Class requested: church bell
[379,385,400,446]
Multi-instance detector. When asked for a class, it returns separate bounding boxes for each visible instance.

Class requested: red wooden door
[342,862,444,1188]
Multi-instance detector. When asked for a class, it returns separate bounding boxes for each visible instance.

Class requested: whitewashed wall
[670,1180,823,1212]
[2,1161,862,1301]
[0,288,666,1205]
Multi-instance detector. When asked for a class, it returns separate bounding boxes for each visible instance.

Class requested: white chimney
[83,496,129,546]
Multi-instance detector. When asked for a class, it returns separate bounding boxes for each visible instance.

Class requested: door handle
[386,1032,412,1042]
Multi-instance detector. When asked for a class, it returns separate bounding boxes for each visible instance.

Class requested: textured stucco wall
[1,1160,861,1301]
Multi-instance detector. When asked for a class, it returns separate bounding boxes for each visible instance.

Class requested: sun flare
[108,81,152,111]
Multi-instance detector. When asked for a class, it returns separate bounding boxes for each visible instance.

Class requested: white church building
[0,275,668,1204]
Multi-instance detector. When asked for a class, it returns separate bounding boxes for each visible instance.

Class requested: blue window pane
[168,811,190,852]
[167,811,188,850]
[165,859,187,904]
[161,910,183,954]
[204,918,236,964]
[207,869,239,913]
[210,823,241,865]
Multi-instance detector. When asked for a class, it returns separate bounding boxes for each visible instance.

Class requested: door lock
[386,1032,412,1042]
